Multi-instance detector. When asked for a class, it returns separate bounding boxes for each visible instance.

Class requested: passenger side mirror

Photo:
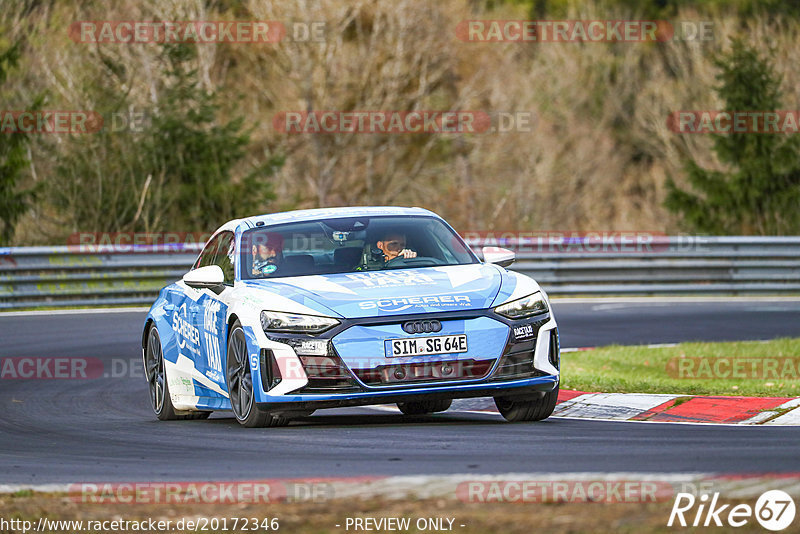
[183,265,225,290]
[482,246,515,268]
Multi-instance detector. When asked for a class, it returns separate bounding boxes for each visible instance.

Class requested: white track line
[0,307,150,317]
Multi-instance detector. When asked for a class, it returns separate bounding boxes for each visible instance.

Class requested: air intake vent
[260,349,282,392]
[548,328,560,370]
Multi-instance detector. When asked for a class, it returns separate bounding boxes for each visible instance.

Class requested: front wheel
[226,321,288,428]
[494,386,559,422]
[397,399,452,415]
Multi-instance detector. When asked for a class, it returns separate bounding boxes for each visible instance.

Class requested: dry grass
[3,1,799,243]
[0,492,773,533]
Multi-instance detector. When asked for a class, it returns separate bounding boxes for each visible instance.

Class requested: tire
[397,398,452,415]
[226,321,289,428]
[494,386,559,422]
[144,326,211,421]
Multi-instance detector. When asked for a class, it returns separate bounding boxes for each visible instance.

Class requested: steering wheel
[384,255,407,268]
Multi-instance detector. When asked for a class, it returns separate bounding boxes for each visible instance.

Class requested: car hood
[239,263,522,319]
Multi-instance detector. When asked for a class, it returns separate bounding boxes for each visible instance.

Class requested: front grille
[353,358,495,386]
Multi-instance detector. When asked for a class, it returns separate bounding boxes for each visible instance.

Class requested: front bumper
[256,374,559,411]
[255,309,559,410]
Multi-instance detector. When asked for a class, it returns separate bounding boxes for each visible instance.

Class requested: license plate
[387,334,468,357]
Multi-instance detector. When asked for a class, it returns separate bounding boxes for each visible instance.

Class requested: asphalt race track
[1,298,799,484]
[555,298,800,347]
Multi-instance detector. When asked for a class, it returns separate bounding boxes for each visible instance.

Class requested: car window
[195,234,222,269]
[240,215,477,280]
[213,232,235,285]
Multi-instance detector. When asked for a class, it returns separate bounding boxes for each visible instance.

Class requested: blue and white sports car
[142,207,560,427]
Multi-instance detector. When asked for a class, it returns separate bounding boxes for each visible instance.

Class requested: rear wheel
[494,386,559,422]
[145,326,211,421]
[226,321,288,428]
[397,399,452,415]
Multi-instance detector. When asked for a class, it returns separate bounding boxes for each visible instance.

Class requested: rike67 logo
[668,490,796,531]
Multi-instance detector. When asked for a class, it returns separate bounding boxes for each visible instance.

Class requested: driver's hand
[399,249,417,259]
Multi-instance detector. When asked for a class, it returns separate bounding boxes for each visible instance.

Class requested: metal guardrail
[1,237,799,309]
[0,245,202,310]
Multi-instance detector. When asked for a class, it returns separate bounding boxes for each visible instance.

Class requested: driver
[376,232,417,262]
[250,232,283,277]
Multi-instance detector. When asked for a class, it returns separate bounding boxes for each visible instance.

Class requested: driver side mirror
[183,265,225,290]
[482,246,515,268]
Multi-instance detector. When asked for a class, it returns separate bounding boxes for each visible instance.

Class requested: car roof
[233,206,439,232]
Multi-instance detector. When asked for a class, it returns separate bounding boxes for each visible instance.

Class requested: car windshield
[240,215,477,280]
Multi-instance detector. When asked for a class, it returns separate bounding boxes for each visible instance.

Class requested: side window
[213,232,236,285]
[195,235,221,270]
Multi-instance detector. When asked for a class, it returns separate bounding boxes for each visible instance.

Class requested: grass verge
[560,337,800,397]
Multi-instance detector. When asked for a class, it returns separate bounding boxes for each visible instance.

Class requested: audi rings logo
[402,320,442,334]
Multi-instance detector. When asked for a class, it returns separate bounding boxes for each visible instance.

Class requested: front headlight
[260,310,340,334]
[494,292,549,319]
